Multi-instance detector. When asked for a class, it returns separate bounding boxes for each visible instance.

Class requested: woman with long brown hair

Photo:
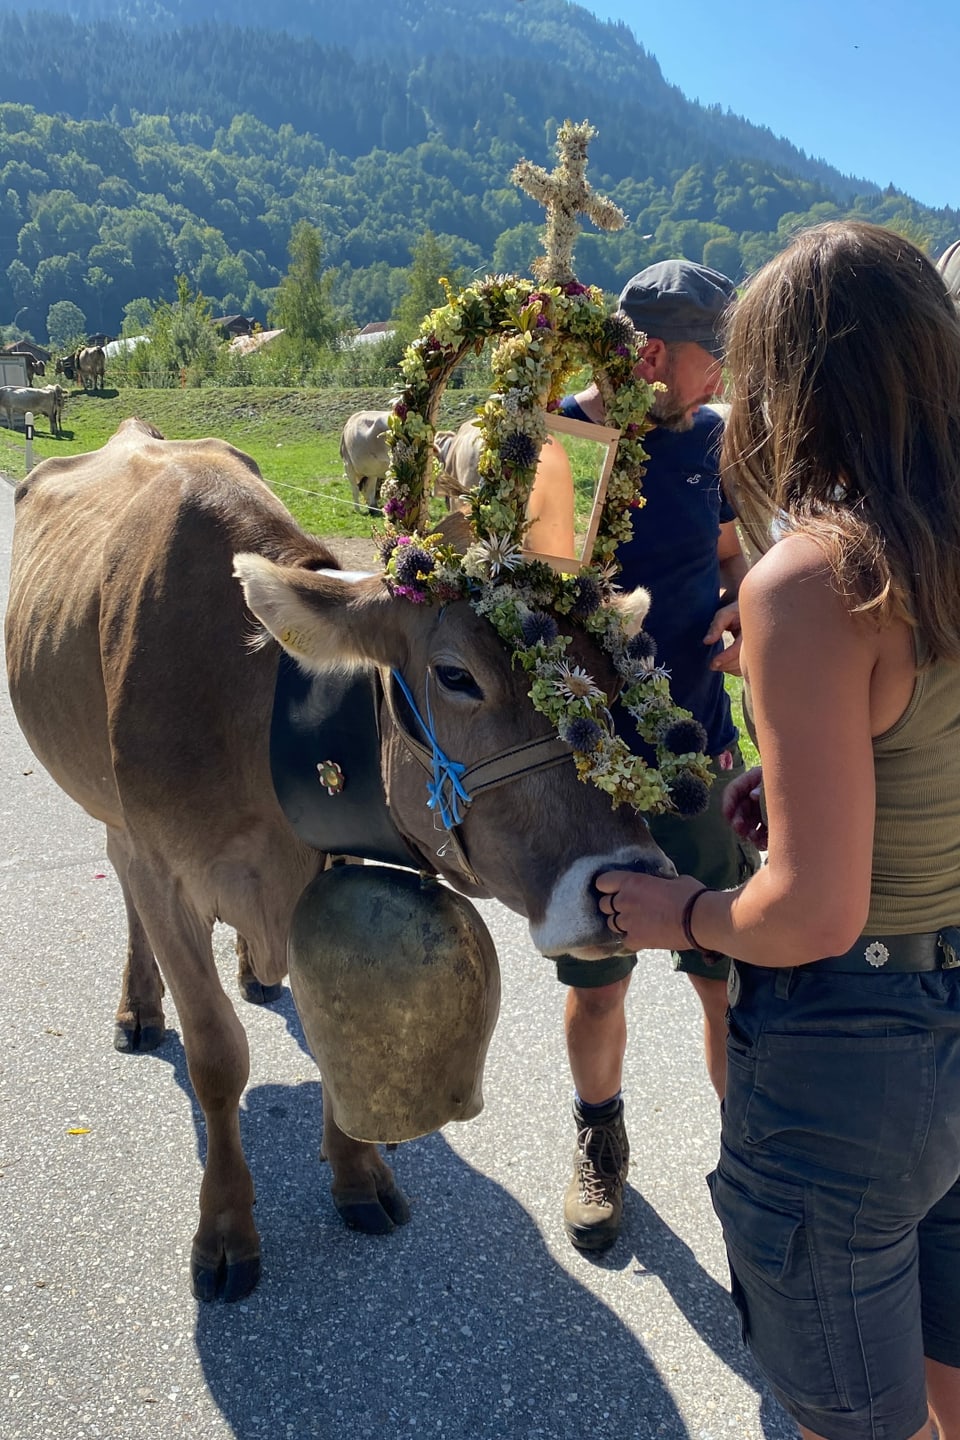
[597,220,960,1440]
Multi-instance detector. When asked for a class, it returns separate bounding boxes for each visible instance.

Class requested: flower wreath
[377,125,713,818]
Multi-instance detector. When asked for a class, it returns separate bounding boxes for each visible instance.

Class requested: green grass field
[3,381,759,758]
[6,383,486,537]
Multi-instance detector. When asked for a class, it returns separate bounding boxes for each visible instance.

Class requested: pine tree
[269,220,339,355]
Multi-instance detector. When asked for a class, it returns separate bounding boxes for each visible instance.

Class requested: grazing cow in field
[5,417,669,1301]
[74,345,105,391]
[339,408,391,512]
[435,417,485,506]
[0,383,65,436]
[340,409,458,513]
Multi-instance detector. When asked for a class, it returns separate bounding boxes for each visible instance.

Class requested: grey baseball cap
[618,260,736,360]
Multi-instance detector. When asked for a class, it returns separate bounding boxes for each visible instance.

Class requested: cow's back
[341,410,389,470]
[6,423,336,840]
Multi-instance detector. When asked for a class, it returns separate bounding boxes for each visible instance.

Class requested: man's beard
[649,391,697,432]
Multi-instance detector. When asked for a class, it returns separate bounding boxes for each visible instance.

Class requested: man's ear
[634,337,668,383]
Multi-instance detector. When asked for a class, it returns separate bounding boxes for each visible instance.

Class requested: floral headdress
[378,121,712,817]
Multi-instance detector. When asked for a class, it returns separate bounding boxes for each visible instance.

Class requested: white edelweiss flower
[550,662,604,703]
[477,535,524,576]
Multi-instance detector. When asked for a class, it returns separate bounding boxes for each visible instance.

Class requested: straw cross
[511,119,626,287]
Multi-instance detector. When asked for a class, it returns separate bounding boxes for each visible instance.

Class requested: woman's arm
[598,533,880,967]
[524,436,576,560]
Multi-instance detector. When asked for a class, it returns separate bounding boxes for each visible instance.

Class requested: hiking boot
[563,1101,630,1252]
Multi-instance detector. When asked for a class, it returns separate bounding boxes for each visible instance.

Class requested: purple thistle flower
[563,281,589,297]
[626,630,657,663]
[660,717,708,756]
[560,715,603,751]
[520,610,559,647]
[394,402,408,420]
[669,770,710,818]
[392,544,436,587]
[384,497,406,521]
[603,313,635,348]
[535,314,552,329]
[569,575,602,618]
[500,431,539,468]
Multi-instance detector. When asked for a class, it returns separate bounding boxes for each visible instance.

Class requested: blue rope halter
[390,669,471,830]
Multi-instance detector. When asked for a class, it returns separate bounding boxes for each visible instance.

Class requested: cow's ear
[233,554,406,670]
[608,585,651,636]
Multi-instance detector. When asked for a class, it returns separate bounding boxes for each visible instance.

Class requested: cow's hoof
[335,1182,411,1234]
[190,1248,261,1303]
[239,978,284,1006]
[113,1020,166,1053]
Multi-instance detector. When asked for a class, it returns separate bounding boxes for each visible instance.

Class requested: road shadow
[130,987,786,1439]
[193,1106,696,1440]
[623,1192,793,1439]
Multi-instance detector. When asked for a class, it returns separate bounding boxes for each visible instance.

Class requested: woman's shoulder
[742,532,833,604]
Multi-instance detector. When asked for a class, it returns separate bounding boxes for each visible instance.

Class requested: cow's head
[234,556,674,960]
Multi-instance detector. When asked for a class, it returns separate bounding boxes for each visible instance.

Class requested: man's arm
[705,520,748,674]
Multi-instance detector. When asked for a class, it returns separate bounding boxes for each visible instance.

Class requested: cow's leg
[235,933,283,1005]
[321,1104,411,1235]
[126,862,260,1301]
[106,828,166,1052]
[360,475,379,514]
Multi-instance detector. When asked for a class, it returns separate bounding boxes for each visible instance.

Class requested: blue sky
[582,0,959,212]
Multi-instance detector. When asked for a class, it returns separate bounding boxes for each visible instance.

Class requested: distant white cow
[340,410,455,513]
[435,418,485,509]
[339,410,391,513]
[0,384,65,436]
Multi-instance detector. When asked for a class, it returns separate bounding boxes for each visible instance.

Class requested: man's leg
[565,975,631,1104]
[557,953,636,1253]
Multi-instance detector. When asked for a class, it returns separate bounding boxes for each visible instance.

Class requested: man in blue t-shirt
[553,260,759,1253]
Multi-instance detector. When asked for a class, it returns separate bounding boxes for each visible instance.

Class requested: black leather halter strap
[381,668,573,885]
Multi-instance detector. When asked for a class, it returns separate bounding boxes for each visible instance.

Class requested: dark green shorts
[555,745,760,989]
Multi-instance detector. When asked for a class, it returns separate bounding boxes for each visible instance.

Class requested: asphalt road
[0,475,793,1440]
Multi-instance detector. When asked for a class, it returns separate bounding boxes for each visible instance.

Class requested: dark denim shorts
[709,960,960,1440]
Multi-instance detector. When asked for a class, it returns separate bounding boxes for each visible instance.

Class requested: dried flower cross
[511,119,627,287]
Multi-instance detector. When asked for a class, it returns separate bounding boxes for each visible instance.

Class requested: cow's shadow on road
[147,989,790,1440]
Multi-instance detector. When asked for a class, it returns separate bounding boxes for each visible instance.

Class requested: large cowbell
[288,864,501,1144]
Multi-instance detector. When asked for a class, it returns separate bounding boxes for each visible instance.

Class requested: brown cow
[74,345,105,391]
[5,418,670,1301]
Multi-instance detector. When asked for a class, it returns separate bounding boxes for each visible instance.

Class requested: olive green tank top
[868,643,960,932]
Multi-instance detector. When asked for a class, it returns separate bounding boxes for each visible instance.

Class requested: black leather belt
[810,927,960,974]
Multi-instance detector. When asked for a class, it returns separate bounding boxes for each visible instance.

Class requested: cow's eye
[434,664,482,699]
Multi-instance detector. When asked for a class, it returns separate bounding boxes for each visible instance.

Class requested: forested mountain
[1,0,957,342]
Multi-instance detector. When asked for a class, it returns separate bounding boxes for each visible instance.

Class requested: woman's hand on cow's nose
[595,871,706,951]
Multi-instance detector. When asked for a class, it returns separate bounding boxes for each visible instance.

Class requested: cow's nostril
[618,855,677,880]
